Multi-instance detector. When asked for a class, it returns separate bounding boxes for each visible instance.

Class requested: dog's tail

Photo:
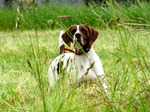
[59,31,65,54]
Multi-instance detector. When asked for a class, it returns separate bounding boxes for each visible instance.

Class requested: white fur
[59,30,65,47]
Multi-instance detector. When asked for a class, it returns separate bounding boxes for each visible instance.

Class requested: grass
[0,0,150,111]
[0,26,149,111]
[0,1,150,30]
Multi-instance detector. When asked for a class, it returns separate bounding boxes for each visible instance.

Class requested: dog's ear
[85,25,99,45]
[62,27,73,47]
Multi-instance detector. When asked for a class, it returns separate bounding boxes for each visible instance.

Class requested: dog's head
[62,25,98,53]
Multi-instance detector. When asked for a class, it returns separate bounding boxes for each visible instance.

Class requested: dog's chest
[75,55,91,70]
[74,55,96,78]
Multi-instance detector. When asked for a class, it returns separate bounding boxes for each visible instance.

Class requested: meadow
[0,0,150,112]
[1,27,149,111]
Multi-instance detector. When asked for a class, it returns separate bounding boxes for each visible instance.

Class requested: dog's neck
[63,43,94,56]
[74,46,96,57]
[74,44,92,55]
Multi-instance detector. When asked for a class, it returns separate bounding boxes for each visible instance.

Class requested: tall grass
[0,1,150,30]
[0,27,149,111]
[0,0,150,112]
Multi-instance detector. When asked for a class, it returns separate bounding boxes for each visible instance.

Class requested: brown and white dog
[48,25,108,93]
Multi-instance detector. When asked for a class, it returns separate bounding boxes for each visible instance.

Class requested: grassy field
[0,26,149,111]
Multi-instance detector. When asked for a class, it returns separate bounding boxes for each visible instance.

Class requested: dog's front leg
[48,67,59,91]
[93,64,108,94]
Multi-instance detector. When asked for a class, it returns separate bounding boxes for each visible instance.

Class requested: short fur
[48,25,108,93]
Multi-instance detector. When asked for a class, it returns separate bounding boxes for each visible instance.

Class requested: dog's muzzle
[75,33,81,43]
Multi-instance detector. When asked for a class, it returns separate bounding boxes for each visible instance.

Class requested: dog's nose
[75,33,81,39]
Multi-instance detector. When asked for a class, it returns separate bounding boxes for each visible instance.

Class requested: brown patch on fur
[84,25,99,45]
[62,26,77,46]
[60,45,65,54]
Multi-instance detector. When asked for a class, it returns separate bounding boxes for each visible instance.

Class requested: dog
[48,25,108,93]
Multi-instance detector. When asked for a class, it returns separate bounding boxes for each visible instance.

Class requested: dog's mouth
[74,42,91,54]
[74,41,82,49]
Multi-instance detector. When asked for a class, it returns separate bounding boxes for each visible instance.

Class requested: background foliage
[0,0,150,30]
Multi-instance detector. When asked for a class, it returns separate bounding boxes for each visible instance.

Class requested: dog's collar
[63,45,92,55]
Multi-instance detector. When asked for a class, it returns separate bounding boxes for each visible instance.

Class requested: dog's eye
[81,29,87,34]
[71,29,76,34]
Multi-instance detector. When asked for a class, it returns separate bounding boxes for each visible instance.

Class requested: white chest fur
[74,47,104,80]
